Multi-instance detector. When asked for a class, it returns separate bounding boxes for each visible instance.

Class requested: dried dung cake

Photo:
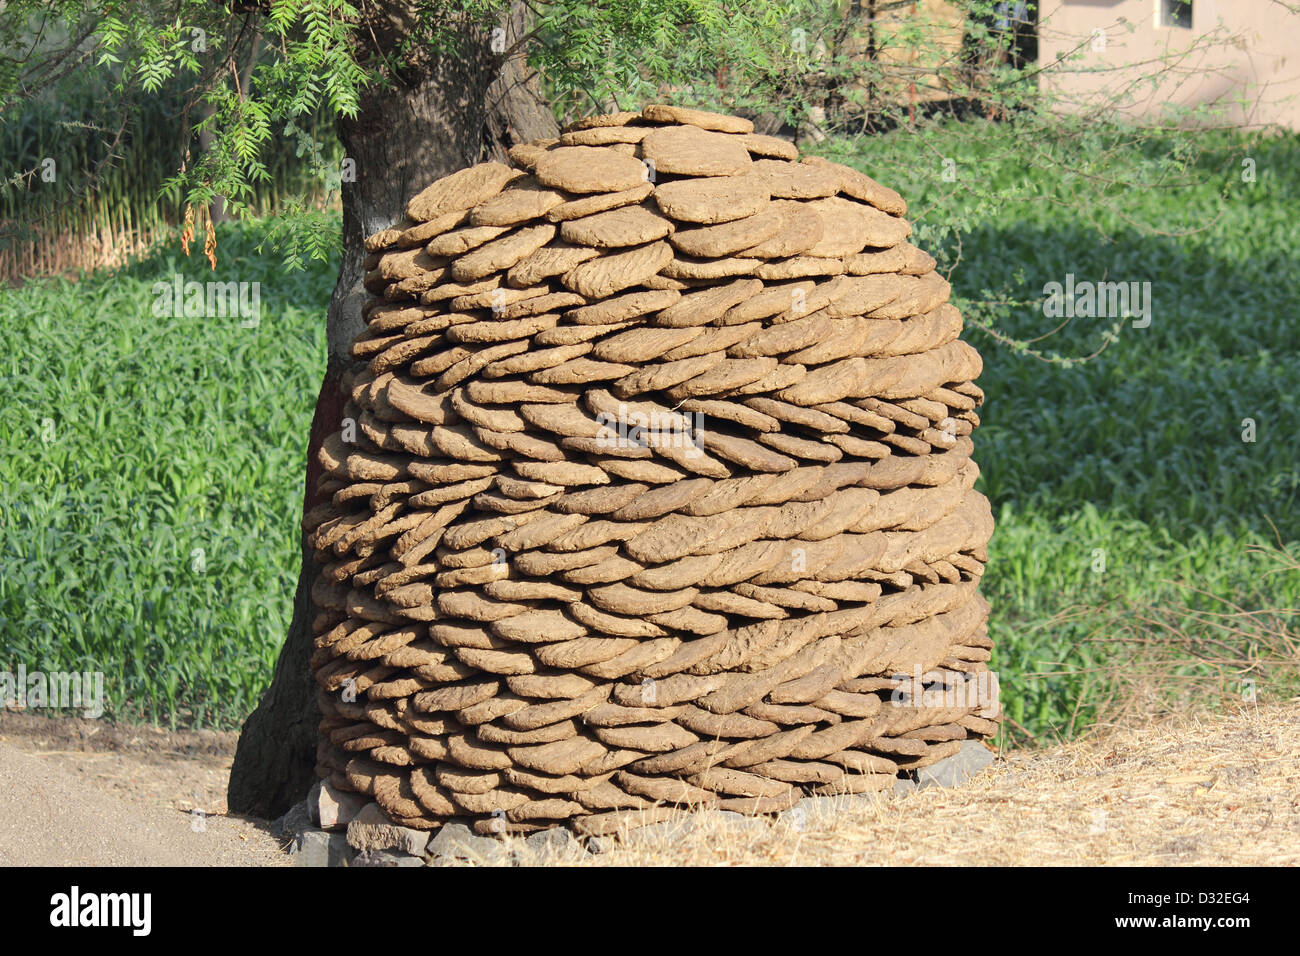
[310,104,998,838]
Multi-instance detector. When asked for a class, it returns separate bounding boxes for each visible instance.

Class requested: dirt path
[1,705,1295,866]
[0,714,286,866]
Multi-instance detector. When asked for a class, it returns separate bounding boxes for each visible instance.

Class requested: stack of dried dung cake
[306,104,998,838]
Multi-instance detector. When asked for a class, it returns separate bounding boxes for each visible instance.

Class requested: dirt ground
[0,713,287,866]
[1,704,1296,867]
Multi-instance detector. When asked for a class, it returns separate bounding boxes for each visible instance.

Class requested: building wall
[1038,0,1300,129]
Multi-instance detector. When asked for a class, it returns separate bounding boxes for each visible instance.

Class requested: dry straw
[306,104,997,836]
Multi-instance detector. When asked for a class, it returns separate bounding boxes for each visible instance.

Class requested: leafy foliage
[5,0,1291,282]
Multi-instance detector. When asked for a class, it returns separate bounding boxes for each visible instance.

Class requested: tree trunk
[228,2,557,819]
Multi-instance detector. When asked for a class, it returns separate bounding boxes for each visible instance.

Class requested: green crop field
[0,229,330,727]
[1,121,1296,739]
[821,121,1300,740]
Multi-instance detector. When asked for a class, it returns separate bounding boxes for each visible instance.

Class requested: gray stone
[351,849,426,867]
[525,827,576,853]
[776,806,807,830]
[583,834,614,855]
[916,741,995,790]
[685,809,768,836]
[777,796,841,829]
[699,810,743,826]
[306,780,323,826]
[290,829,354,867]
[316,781,369,831]
[346,802,431,856]
[272,800,314,840]
[425,822,506,863]
[892,776,918,798]
[840,794,883,812]
[620,820,682,845]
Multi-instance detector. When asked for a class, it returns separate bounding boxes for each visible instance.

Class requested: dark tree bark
[228,1,557,819]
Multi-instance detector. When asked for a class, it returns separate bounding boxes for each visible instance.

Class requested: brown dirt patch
[0,712,286,867]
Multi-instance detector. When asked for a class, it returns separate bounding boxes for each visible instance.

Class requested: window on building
[1161,0,1193,29]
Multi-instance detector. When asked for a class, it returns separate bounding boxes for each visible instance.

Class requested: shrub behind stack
[306,104,998,837]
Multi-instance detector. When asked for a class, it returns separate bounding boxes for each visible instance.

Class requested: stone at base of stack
[305,103,998,838]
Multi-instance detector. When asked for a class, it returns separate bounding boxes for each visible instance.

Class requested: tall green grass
[0,224,332,726]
